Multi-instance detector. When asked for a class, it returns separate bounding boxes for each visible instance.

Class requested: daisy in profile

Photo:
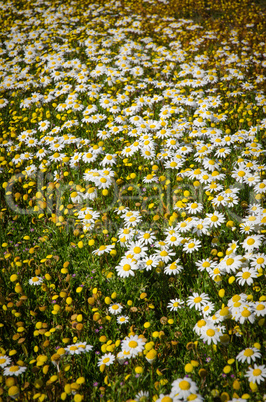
[4,365,27,376]
[236,268,258,286]
[245,364,266,384]
[121,335,146,357]
[236,347,261,364]
[167,298,184,312]
[187,292,210,311]
[77,342,93,352]
[29,276,43,286]
[65,344,85,355]
[117,316,129,325]
[171,377,198,400]
[97,353,115,367]
[92,244,114,256]
[108,303,123,315]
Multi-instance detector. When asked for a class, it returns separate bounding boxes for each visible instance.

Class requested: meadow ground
[0,0,266,401]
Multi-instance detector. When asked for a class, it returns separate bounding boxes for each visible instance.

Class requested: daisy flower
[29,276,43,286]
[116,259,137,278]
[135,391,149,401]
[108,303,123,315]
[92,244,115,256]
[75,342,93,353]
[220,254,243,274]
[205,211,225,228]
[183,239,201,254]
[38,120,50,132]
[192,218,210,236]
[236,347,261,364]
[245,364,266,384]
[202,302,216,317]
[167,298,184,311]
[200,325,223,345]
[252,301,266,317]
[0,355,11,368]
[137,230,157,245]
[97,353,115,367]
[65,344,86,355]
[236,268,258,286]
[117,316,129,325]
[187,292,210,311]
[100,154,117,167]
[186,202,203,214]
[254,180,266,194]
[171,377,198,399]
[195,258,215,272]
[154,394,173,402]
[241,235,263,252]
[141,255,160,271]
[164,260,183,275]
[235,306,256,324]
[156,246,175,263]
[165,233,182,247]
[121,335,146,357]
[128,241,148,260]
[4,365,27,376]
[193,319,210,336]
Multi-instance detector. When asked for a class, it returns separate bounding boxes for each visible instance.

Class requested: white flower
[241,235,263,252]
[200,325,223,345]
[252,301,266,317]
[0,355,11,368]
[108,303,123,315]
[164,260,183,275]
[205,211,225,228]
[117,316,129,325]
[187,292,210,311]
[183,239,201,254]
[116,259,137,278]
[167,298,184,311]
[245,364,266,384]
[236,268,258,286]
[171,377,198,399]
[92,244,114,256]
[121,335,146,357]
[97,353,115,367]
[3,365,27,376]
[236,347,261,364]
[29,276,43,286]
